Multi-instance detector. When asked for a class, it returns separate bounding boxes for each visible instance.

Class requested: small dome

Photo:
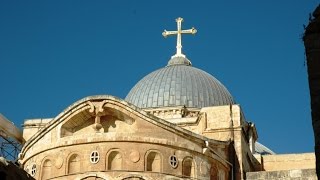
[125,56,234,109]
[255,142,275,155]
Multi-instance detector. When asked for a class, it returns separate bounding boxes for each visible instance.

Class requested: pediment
[22,95,229,155]
[60,100,136,137]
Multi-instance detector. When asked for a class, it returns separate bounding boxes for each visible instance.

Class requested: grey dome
[125,57,234,109]
[255,142,275,155]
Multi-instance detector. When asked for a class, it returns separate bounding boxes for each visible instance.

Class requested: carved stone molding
[87,100,109,132]
[145,107,200,120]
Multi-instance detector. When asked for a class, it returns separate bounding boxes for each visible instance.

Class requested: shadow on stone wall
[0,157,34,180]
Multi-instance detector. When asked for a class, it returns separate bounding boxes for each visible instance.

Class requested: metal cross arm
[162,27,197,37]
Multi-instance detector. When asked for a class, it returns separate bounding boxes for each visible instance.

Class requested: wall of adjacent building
[246,169,317,180]
[261,153,315,171]
[248,153,316,179]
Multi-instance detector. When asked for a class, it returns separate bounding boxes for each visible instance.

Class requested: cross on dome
[162,17,197,58]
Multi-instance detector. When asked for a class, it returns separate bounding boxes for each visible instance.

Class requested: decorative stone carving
[129,150,140,163]
[87,100,109,132]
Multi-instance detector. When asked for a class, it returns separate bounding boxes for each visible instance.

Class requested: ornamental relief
[147,108,201,119]
[60,100,136,137]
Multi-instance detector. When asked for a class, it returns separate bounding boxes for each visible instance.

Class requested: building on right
[303,4,320,179]
[246,4,320,180]
[247,4,320,180]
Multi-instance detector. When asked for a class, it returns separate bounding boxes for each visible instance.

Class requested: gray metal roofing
[125,63,235,109]
[255,142,275,155]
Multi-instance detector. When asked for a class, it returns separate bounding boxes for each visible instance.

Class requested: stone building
[303,4,320,178]
[17,17,316,180]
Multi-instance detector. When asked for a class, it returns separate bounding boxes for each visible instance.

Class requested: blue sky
[0,1,318,154]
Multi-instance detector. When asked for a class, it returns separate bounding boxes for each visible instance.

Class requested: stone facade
[257,153,315,171]
[19,95,317,180]
[246,169,317,180]
[19,96,232,180]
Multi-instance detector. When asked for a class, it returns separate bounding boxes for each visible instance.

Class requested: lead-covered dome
[125,56,234,109]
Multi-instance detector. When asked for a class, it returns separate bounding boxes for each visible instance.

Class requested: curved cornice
[20,95,229,157]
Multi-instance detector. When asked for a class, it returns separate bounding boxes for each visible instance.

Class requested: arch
[210,164,218,180]
[182,157,195,178]
[41,159,52,180]
[117,173,151,180]
[145,151,162,172]
[218,169,226,180]
[74,172,114,180]
[107,150,122,170]
[75,172,112,180]
[122,177,146,180]
[68,153,81,174]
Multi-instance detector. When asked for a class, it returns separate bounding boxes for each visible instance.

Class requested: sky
[0,1,319,154]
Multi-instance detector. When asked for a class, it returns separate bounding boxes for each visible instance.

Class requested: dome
[255,142,275,155]
[125,56,235,109]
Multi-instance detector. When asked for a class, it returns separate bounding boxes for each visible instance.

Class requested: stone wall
[20,96,232,180]
[246,169,317,180]
[262,153,316,171]
[23,118,52,141]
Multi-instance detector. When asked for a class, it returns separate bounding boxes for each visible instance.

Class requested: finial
[162,17,197,58]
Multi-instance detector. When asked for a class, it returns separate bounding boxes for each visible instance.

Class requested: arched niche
[107,150,123,170]
[41,159,52,180]
[182,157,196,178]
[145,151,162,172]
[67,153,81,174]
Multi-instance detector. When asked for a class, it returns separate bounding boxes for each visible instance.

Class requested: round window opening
[169,155,178,168]
[31,164,36,176]
[90,151,100,164]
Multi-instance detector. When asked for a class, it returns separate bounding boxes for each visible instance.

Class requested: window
[90,151,100,164]
[68,154,80,174]
[210,165,218,179]
[169,155,178,168]
[182,157,195,178]
[218,169,225,180]
[31,164,37,177]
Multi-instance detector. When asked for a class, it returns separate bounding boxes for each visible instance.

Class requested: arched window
[68,154,81,174]
[218,169,226,180]
[108,151,122,170]
[146,151,161,172]
[182,157,195,178]
[210,165,218,179]
[41,159,52,180]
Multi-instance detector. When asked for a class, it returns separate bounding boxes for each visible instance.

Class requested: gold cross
[162,17,197,58]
